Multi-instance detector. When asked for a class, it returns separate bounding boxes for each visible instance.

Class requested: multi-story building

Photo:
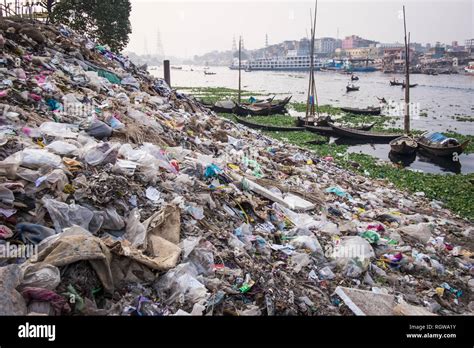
[341,35,377,49]
[314,37,341,55]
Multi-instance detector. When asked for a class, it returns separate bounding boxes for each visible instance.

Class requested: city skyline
[127,0,473,58]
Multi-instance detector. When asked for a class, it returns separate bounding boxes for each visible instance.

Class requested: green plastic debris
[97,69,122,85]
[360,230,380,244]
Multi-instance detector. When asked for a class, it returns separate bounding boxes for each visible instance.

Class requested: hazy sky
[126,0,473,57]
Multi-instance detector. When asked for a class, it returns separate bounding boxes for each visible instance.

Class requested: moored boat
[346,84,359,92]
[234,116,305,132]
[234,96,292,116]
[390,80,403,86]
[389,136,418,155]
[416,132,470,157]
[340,106,381,115]
[330,124,402,142]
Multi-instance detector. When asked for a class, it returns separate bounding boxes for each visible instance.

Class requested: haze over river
[151,66,474,174]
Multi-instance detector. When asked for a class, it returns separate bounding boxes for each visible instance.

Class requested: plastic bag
[332,236,375,272]
[20,264,60,290]
[290,235,323,256]
[46,141,79,156]
[185,204,204,220]
[121,75,140,89]
[41,197,94,233]
[290,252,312,273]
[39,122,78,138]
[99,207,125,231]
[84,142,119,166]
[21,149,62,169]
[154,263,209,305]
[124,208,146,247]
[86,119,113,140]
[186,241,214,276]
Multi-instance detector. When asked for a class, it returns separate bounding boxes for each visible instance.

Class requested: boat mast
[306,0,319,122]
[403,5,410,134]
[238,36,242,104]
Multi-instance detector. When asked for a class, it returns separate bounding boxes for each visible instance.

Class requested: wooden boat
[330,124,402,142]
[305,124,376,136]
[351,75,359,81]
[346,84,359,92]
[416,132,470,157]
[340,106,381,115]
[297,118,376,136]
[204,71,216,75]
[401,83,418,88]
[389,136,418,155]
[390,80,403,86]
[234,116,305,132]
[234,96,292,116]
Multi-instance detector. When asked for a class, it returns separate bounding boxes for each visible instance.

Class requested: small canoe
[234,116,305,132]
[389,136,418,155]
[390,80,403,86]
[235,96,292,116]
[340,106,381,116]
[304,123,376,136]
[402,83,418,88]
[346,85,360,92]
[330,124,402,142]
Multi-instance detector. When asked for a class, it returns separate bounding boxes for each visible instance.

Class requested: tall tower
[232,35,237,52]
[265,34,269,48]
[144,38,149,56]
[241,37,245,51]
[156,27,165,59]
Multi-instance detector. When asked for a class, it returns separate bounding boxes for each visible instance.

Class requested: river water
[151,66,474,174]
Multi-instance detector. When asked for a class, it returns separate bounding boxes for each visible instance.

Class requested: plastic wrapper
[21,149,62,169]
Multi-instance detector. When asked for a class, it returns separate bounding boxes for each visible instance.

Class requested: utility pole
[238,36,242,104]
[403,5,410,134]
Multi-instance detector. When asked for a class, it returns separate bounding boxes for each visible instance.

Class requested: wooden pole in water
[403,5,410,134]
[238,36,242,104]
[164,60,171,88]
[306,1,319,121]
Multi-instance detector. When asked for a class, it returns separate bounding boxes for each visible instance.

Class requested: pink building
[342,35,376,49]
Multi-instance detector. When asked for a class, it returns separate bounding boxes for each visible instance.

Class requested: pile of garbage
[0,18,472,316]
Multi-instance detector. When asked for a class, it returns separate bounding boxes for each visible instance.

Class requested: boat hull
[389,136,418,155]
[235,116,304,132]
[340,107,381,115]
[331,124,401,142]
[416,140,470,157]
